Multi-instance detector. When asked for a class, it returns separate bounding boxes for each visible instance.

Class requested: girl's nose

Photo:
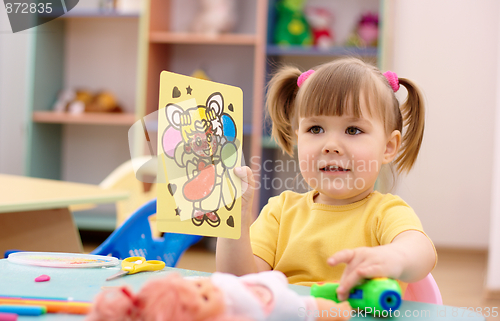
[322,140,342,155]
[323,148,340,154]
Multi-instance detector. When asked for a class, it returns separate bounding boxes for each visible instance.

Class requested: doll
[85,271,352,321]
[191,0,237,36]
[305,7,334,49]
[346,12,379,47]
[274,0,313,46]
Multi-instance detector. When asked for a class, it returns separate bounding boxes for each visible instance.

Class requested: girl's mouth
[320,165,350,172]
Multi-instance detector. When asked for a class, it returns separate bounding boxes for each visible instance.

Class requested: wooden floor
[83,235,500,321]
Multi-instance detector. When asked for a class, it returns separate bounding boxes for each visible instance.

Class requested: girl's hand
[233,166,255,229]
[327,246,404,301]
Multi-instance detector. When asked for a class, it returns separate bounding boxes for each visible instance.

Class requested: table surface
[0,259,487,321]
[0,174,129,213]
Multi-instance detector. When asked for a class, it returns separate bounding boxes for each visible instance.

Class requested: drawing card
[156,71,243,239]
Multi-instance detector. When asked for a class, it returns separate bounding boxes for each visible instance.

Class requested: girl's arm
[216,166,272,275]
[328,230,436,301]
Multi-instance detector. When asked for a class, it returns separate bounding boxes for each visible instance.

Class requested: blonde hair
[266,57,425,174]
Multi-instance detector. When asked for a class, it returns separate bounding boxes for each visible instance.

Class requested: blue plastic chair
[91,199,202,267]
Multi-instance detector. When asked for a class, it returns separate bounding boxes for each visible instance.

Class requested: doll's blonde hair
[266,57,425,174]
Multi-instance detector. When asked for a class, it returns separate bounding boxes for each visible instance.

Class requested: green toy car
[311,278,402,315]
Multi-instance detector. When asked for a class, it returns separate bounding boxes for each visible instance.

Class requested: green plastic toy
[311,278,402,315]
[274,0,313,46]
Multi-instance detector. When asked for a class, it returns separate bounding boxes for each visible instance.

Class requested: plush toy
[345,12,379,48]
[306,7,334,49]
[53,89,122,114]
[85,91,122,113]
[85,271,352,321]
[274,0,313,46]
[191,68,211,81]
[191,0,237,36]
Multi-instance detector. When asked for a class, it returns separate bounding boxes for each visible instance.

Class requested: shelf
[266,45,378,57]
[33,111,136,126]
[149,32,258,45]
[41,9,140,18]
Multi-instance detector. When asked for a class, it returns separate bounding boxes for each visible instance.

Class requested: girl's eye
[196,137,202,146]
[346,127,362,135]
[308,126,324,134]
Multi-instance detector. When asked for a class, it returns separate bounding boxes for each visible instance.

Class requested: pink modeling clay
[35,275,50,282]
[0,312,18,321]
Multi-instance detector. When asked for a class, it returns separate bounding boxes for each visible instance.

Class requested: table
[0,259,487,321]
[0,174,128,254]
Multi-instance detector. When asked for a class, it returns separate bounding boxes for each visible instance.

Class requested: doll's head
[266,57,425,175]
[85,273,253,321]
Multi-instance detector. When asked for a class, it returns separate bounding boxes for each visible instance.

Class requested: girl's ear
[383,130,402,164]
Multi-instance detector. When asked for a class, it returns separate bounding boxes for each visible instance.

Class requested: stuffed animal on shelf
[85,91,122,113]
[306,6,334,49]
[85,271,352,321]
[191,68,211,81]
[190,0,237,36]
[53,89,122,114]
[345,12,379,48]
[274,0,313,46]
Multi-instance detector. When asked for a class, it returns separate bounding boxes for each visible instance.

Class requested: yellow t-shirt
[250,190,434,287]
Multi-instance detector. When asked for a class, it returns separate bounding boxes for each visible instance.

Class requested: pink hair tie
[297,69,315,87]
[384,71,400,92]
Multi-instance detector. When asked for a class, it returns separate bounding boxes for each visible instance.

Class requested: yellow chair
[100,156,156,228]
[71,156,158,235]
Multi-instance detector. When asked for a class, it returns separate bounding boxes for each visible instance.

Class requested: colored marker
[0,305,46,316]
[0,312,17,321]
[0,295,68,301]
[0,299,90,315]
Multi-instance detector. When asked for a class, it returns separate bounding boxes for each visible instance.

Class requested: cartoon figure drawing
[163,92,238,229]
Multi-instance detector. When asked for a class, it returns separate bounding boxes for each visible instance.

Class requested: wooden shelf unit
[138,0,268,217]
[149,32,258,45]
[25,0,386,216]
[25,12,141,181]
[33,111,136,126]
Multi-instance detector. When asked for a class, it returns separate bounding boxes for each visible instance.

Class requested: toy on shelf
[311,278,402,316]
[306,7,334,49]
[190,0,237,36]
[99,0,142,13]
[191,68,211,81]
[274,0,313,46]
[53,89,123,114]
[345,12,379,48]
[85,271,353,321]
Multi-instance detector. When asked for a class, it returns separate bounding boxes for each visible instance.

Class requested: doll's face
[189,278,225,321]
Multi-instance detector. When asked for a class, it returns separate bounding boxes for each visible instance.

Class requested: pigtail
[266,66,302,156]
[394,78,425,174]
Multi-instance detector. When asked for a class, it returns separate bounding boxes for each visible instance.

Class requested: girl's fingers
[337,265,383,301]
[328,249,355,266]
[233,166,255,196]
[337,268,365,301]
[233,166,255,227]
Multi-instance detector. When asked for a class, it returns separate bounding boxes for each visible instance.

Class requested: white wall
[390,0,499,249]
[486,1,500,293]
[0,6,30,175]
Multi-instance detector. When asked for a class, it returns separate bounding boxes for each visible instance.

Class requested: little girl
[216,57,436,302]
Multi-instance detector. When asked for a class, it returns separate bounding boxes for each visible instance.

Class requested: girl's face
[296,99,400,206]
